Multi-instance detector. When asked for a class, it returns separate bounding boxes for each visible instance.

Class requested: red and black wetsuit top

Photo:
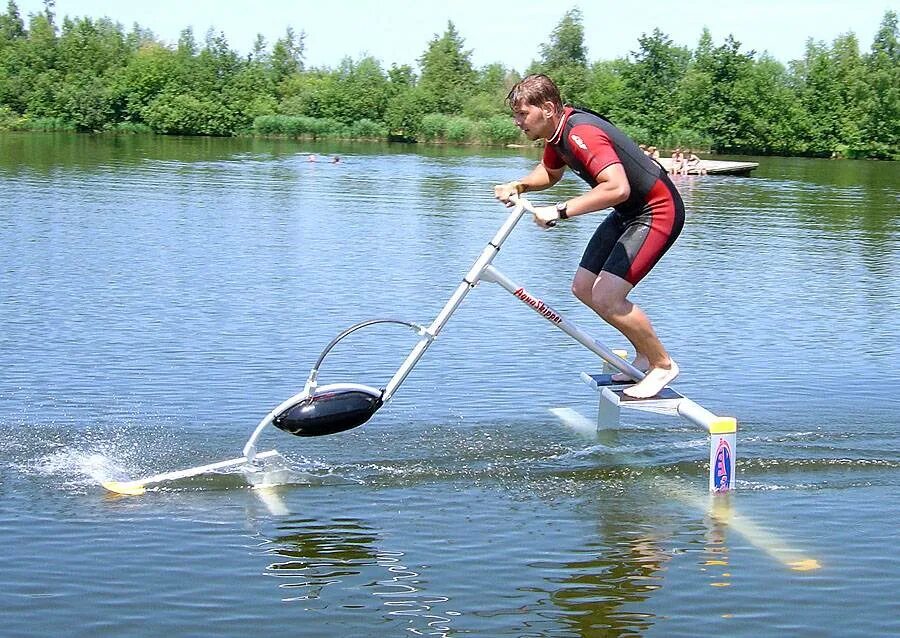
[543,106,685,285]
[543,106,671,218]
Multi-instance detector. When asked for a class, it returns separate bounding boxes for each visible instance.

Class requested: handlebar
[509,193,557,228]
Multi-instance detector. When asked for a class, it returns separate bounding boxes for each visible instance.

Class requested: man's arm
[558,163,630,218]
[494,163,564,203]
[528,163,631,228]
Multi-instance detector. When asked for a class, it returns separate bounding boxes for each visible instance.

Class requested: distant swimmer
[331,155,340,163]
[493,74,682,398]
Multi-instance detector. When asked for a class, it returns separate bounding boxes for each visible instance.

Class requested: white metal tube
[102,449,281,495]
[382,202,528,402]
[243,388,312,458]
[676,397,718,431]
[482,265,645,380]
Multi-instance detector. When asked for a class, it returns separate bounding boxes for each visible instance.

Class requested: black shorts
[579,178,684,285]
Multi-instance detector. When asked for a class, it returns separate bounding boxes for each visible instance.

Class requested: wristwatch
[555,201,569,220]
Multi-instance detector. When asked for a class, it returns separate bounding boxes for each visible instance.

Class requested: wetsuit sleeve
[568,124,620,178]
[542,144,566,170]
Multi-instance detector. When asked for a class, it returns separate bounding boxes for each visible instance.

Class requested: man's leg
[573,267,678,398]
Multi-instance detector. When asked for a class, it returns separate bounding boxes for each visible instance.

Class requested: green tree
[387,63,415,90]
[417,21,475,113]
[676,34,758,151]
[177,26,196,57]
[223,57,277,129]
[619,28,690,139]
[863,10,900,157]
[277,69,327,116]
[795,33,871,155]
[530,8,589,104]
[317,56,390,124]
[0,1,25,43]
[0,1,27,111]
[250,33,266,63]
[738,55,808,154]
[384,85,429,136]
[463,63,516,119]
[9,8,59,116]
[583,59,626,120]
[271,26,304,87]
[108,42,181,123]
[56,16,130,77]
[53,73,113,130]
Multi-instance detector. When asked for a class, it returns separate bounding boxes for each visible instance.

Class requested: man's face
[511,100,554,141]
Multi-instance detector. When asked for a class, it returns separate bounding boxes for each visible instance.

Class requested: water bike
[103,195,716,495]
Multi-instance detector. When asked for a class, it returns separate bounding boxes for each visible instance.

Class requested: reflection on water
[260,517,457,636]
[547,531,667,635]
[264,518,380,602]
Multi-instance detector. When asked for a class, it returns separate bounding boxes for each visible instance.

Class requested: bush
[348,118,387,139]
[419,113,449,141]
[657,128,713,153]
[252,114,365,139]
[462,93,508,120]
[253,114,285,135]
[0,106,22,130]
[23,117,76,132]
[108,121,153,134]
[445,117,474,142]
[616,123,652,146]
[283,116,313,136]
[384,88,428,137]
[476,115,523,145]
[55,79,114,132]
[144,92,239,136]
[306,117,345,139]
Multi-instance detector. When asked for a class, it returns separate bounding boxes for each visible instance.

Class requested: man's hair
[506,74,563,111]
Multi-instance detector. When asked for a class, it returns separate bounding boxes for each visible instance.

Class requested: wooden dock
[657,157,759,176]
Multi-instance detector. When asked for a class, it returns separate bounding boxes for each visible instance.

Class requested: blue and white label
[713,438,732,491]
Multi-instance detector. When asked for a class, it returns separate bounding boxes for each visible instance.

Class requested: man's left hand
[532,205,560,229]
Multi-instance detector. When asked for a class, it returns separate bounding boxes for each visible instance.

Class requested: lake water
[1,133,898,637]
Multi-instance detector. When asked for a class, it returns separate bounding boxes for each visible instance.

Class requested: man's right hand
[493,181,523,205]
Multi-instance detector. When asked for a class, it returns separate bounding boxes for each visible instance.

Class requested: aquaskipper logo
[513,288,563,324]
[570,134,588,150]
[713,438,732,491]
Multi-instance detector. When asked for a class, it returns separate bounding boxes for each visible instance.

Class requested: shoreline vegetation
[0,3,897,159]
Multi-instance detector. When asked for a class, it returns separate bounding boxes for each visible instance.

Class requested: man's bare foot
[611,355,649,382]
[623,360,679,399]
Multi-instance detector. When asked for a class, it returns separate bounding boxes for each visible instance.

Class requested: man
[493,74,684,399]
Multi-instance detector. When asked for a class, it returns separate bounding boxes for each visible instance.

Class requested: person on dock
[492,74,683,399]
[684,149,707,175]
[670,148,684,175]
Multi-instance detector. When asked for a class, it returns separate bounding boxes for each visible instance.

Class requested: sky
[12,0,898,70]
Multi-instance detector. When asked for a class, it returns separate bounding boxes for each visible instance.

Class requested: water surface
[1,133,898,637]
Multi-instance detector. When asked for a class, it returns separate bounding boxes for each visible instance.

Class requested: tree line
[0,1,897,158]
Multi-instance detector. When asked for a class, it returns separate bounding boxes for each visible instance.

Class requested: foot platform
[582,372,683,415]
[580,371,737,492]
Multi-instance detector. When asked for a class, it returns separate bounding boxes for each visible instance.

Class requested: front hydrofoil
[273,383,383,437]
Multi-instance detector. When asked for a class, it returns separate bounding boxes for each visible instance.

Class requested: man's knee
[571,278,592,305]
[589,275,632,320]
[590,290,622,319]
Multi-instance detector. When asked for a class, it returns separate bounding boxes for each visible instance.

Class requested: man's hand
[532,205,560,229]
[493,181,523,206]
